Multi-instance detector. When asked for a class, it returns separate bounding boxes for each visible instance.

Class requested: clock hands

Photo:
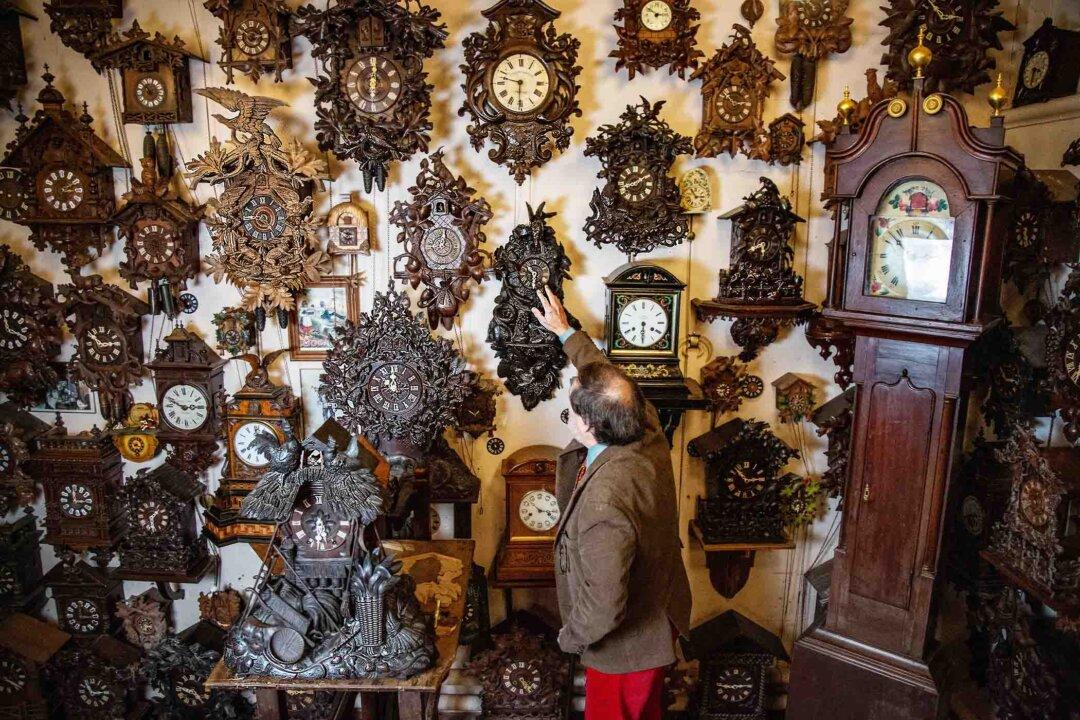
[924,0,961,21]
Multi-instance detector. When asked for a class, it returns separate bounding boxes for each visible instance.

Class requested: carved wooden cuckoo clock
[59,274,149,425]
[295,0,447,193]
[774,0,852,110]
[459,0,582,184]
[700,355,763,420]
[46,637,145,720]
[144,623,254,720]
[809,387,853,502]
[205,0,293,84]
[321,285,471,462]
[0,511,46,615]
[0,2,33,112]
[2,70,128,269]
[1045,266,1080,443]
[0,246,63,409]
[0,406,51,512]
[610,0,703,80]
[116,588,171,650]
[694,177,814,360]
[812,69,899,145]
[690,25,783,159]
[43,556,123,638]
[42,0,121,58]
[91,20,206,125]
[1013,19,1080,108]
[212,306,256,357]
[186,88,330,326]
[767,112,805,166]
[390,149,493,330]
[0,613,69,720]
[583,98,693,258]
[487,203,580,411]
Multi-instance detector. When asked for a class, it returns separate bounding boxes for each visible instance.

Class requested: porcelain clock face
[84,325,124,364]
[640,0,673,31]
[502,659,543,696]
[618,297,669,348]
[713,665,755,704]
[491,53,552,115]
[1064,335,1080,387]
[135,76,167,109]
[345,55,403,115]
[366,362,423,416]
[64,599,102,633]
[134,222,178,264]
[290,496,351,553]
[40,168,86,212]
[59,483,94,518]
[236,18,271,55]
[232,420,278,468]
[518,489,559,532]
[618,164,655,203]
[0,168,28,220]
[175,670,209,707]
[868,217,955,302]
[137,499,170,534]
[242,194,288,242]
[0,657,26,696]
[0,308,29,351]
[1023,50,1050,89]
[161,383,210,431]
[77,675,113,707]
[715,85,751,123]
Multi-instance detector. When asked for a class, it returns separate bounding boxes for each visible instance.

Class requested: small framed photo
[33,363,97,414]
[288,277,359,360]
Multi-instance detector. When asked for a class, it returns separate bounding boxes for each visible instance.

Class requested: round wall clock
[64,598,102,632]
[84,325,125,365]
[641,1,673,31]
[59,483,95,518]
[490,53,552,115]
[133,222,178,264]
[612,0,703,81]
[135,76,167,108]
[137,499,170,534]
[344,55,403,115]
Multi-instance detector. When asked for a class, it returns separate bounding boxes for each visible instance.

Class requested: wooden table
[206,539,475,720]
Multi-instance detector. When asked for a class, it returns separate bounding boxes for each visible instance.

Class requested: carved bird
[196,87,286,147]
[239,425,303,521]
[233,349,288,391]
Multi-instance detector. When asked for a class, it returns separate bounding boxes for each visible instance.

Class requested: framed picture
[288,277,360,360]
[32,363,97,414]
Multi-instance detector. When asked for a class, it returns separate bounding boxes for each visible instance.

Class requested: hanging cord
[105,70,132,194]
[674,212,698,510]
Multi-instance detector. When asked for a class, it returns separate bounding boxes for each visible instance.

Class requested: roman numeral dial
[491,53,551,115]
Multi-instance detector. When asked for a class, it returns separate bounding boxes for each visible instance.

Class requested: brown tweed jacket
[553,331,692,673]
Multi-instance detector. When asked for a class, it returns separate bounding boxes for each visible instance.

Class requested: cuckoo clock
[768,113,806,166]
[390,150,493,330]
[2,70,128,269]
[91,21,205,125]
[453,373,500,438]
[59,274,149,425]
[147,325,227,475]
[879,0,1014,94]
[118,464,213,583]
[1046,267,1080,443]
[694,177,814,361]
[294,0,447,193]
[690,25,783,159]
[0,512,45,615]
[809,387,853,502]
[0,247,62,409]
[0,404,51,512]
[459,0,582,184]
[186,88,330,325]
[603,263,686,388]
[116,588,170,650]
[42,0,121,58]
[46,636,146,720]
[813,69,899,145]
[772,372,815,424]
[774,0,852,110]
[583,98,693,258]
[321,285,470,463]
[203,351,302,547]
[325,197,370,255]
[0,2,33,111]
[205,0,293,84]
[493,445,559,588]
[700,355,763,419]
[610,0,703,80]
[943,439,1011,594]
[111,403,160,464]
[1013,19,1080,107]
[487,203,580,411]
[212,306,256,357]
[33,425,126,553]
[1004,170,1080,298]
[0,613,69,720]
[43,557,123,638]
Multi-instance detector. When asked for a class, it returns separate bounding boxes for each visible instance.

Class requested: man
[532,288,692,720]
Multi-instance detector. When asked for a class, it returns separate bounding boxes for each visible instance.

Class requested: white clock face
[618,298,669,348]
[41,168,85,212]
[0,656,26,695]
[491,53,551,114]
[518,489,559,532]
[232,420,278,468]
[59,483,94,518]
[135,75,167,108]
[640,0,673,31]
[77,675,113,707]
[868,217,954,302]
[0,307,29,351]
[1023,50,1049,90]
[64,598,102,633]
[161,384,210,431]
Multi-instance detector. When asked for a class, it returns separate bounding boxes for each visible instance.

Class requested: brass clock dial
[744,226,780,263]
[1019,478,1051,528]
[1022,50,1049,89]
[64,598,102,632]
[134,222,179,264]
[0,307,29,351]
[714,665,755,704]
[366,362,423,416]
[232,420,278,468]
[501,659,543,697]
[344,55,403,115]
[161,383,210,431]
[40,167,86,212]
[236,18,271,56]
[618,297,669,348]
[59,483,95,518]
[137,499,170,534]
[77,675,113,707]
[0,657,26,695]
[715,85,751,123]
[491,53,552,115]
[289,495,351,553]
[617,164,655,203]
[0,168,28,220]
[640,0,673,31]
[241,194,288,242]
[135,75,167,109]
[518,489,559,532]
[85,324,124,364]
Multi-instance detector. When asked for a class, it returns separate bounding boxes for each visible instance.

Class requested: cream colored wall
[2,0,1067,650]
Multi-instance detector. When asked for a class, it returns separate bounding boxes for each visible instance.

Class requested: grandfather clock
[787,43,1021,719]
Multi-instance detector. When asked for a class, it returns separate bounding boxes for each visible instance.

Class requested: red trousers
[584,665,666,720]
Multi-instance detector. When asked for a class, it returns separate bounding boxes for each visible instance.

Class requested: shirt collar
[585,443,608,468]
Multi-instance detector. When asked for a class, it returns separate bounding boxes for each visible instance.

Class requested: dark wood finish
[0,613,69,720]
[205,0,293,84]
[1013,18,1080,107]
[1045,266,1080,442]
[42,0,121,58]
[610,0,703,80]
[492,446,559,588]
[0,2,33,112]
[43,558,123,639]
[0,512,46,615]
[45,635,148,720]
[604,263,687,386]
[775,0,852,110]
[0,247,62,410]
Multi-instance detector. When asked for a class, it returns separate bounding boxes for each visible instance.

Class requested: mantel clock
[610,0,703,80]
[205,0,293,84]
[603,263,686,389]
[492,445,559,588]
[787,44,1023,720]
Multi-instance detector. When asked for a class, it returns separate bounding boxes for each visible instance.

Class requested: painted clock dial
[137,499,170,534]
[618,298,669,348]
[518,489,559,532]
[1022,50,1049,89]
[491,53,552,115]
[0,307,30,350]
[1064,335,1080,387]
[236,18,271,55]
[345,55,403,115]
[289,496,350,553]
[0,657,26,695]
[59,483,95,518]
[501,659,543,696]
[161,383,210,431]
[618,165,655,203]
[241,194,288,241]
[175,670,209,706]
[1019,478,1052,528]
[232,420,279,468]
[867,180,955,302]
[40,168,86,212]
[640,0,673,31]
[0,168,28,220]
[366,362,423,416]
[135,76,167,109]
[714,665,755,704]
[84,325,124,364]
[77,675,113,707]
[133,222,179,264]
[64,599,102,632]
[715,85,751,123]
[420,226,466,270]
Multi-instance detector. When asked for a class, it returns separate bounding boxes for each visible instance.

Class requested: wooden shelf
[689,520,795,553]
[692,298,816,324]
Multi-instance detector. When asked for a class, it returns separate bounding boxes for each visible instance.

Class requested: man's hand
[532,287,572,336]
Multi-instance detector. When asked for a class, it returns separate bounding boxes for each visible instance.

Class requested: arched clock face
[728,460,765,499]
[618,297,669,348]
[518,489,559,532]
[232,421,279,468]
[618,164,655,203]
[59,483,94,518]
[501,660,543,696]
[714,85,751,123]
[795,0,834,28]
[0,656,26,695]
[345,55,403,115]
[0,565,17,595]
[1023,50,1050,90]
[491,53,552,115]
[84,325,124,364]
[0,168,28,220]
[1064,335,1080,387]
[175,670,209,707]
[1019,478,1052,528]
[77,675,113,707]
[40,168,86,212]
[290,496,351,553]
[366,362,423,416]
[421,226,466,270]
[236,18,270,55]
[137,499,170,534]
[0,307,30,351]
[64,598,102,633]
[242,194,288,241]
[713,665,755,704]
[161,383,210,431]
[135,76,167,109]
[640,0,673,31]
[134,222,179,264]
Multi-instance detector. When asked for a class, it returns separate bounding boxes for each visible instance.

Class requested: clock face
[59,483,94,518]
[137,499,170,534]
[518,489,560,532]
[0,444,9,474]
[617,165,655,203]
[135,75,167,109]
[714,85,751,123]
[421,226,466,270]
[728,460,765,499]
[64,598,102,633]
[134,221,179,264]
[0,168,28,220]
[1019,478,1052,528]
[0,656,26,696]
[517,257,551,290]
[232,420,279,468]
[236,18,271,56]
[713,665,755,705]
[289,496,351,553]
[1014,211,1039,248]
[961,495,985,537]
[744,226,779,263]
[640,0,673,31]
[175,670,209,707]
[795,0,833,28]
[501,659,543,697]
[0,565,18,596]
[868,217,954,302]
[40,168,85,212]
[491,53,552,115]
[84,324,124,364]
[345,55,403,115]
[1064,335,1080,387]
[919,0,963,45]
[366,362,423,416]
[242,194,288,241]
[161,383,210,431]
[77,675,113,707]
[618,297,669,348]
[1023,50,1050,90]
[0,307,30,351]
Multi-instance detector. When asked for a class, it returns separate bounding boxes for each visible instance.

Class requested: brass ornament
[111,403,160,463]
[888,97,909,117]
[987,72,1008,117]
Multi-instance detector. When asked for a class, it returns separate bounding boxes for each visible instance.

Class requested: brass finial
[908,24,932,79]
[837,87,857,125]
[988,72,1008,117]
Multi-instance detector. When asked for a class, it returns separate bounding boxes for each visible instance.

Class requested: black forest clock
[1013,18,1080,108]
[43,557,123,639]
[205,0,293,84]
[610,0,703,80]
[46,637,146,720]
[0,511,45,615]
[1045,267,1080,443]
[0,613,69,720]
[0,246,62,409]
[41,0,122,59]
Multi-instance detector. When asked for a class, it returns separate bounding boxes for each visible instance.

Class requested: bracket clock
[59,274,149,425]
[0,2,33,112]
[43,557,123,639]
[205,0,293,84]
[1,70,128,269]
[459,0,582,185]
[46,637,146,720]
[0,613,69,720]
[603,263,686,390]
[694,177,815,361]
[0,511,45,615]
[1046,267,1080,443]
[690,25,783,159]
[787,46,1023,720]
[0,246,63,409]
[91,21,205,125]
[774,0,853,110]
[42,0,121,58]
[1013,19,1080,108]
[610,0,703,80]
[294,0,447,193]
[487,202,580,411]
[492,445,559,588]
[583,98,693,258]
[390,149,493,330]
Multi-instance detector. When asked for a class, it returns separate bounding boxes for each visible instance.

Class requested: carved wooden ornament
[42,0,122,59]
[0,246,63,408]
[774,0,852,109]
[610,0,703,80]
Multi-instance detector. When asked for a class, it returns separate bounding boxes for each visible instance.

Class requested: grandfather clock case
[786,77,1021,717]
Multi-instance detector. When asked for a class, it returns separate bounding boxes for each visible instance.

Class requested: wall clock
[774,0,853,110]
[1045,267,1080,443]
[1013,18,1080,108]
[767,113,806,166]
[295,0,447,192]
[0,512,45,615]
[390,149,493,330]
[111,403,160,463]
[487,202,580,411]
[59,274,149,425]
[680,167,712,214]
[1000,170,1080,297]
[610,0,703,80]
[45,638,145,720]
[2,70,128,269]
[116,589,170,650]
[459,0,582,184]
[205,0,293,84]
[809,387,853,503]
[453,373,500,438]
[0,408,51,513]
[91,20,205,125]
[325,196,370,255]
[603,262,686,388]
[186,88,330,326]
[42,556,123,638]
[492,446,559,587]
[0,2,33,112]
[0,613,69,720]
[212,306,256,357]
[144,623,254,720]
[583,98,693,258]
[690,24,783,158]
[42,0,122,58]
[700,355,763,419]
[0,246,63,409]
[942,439,1011,594]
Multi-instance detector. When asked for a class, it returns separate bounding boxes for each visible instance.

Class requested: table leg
[254,689,283,720]
[397,690,437,720]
